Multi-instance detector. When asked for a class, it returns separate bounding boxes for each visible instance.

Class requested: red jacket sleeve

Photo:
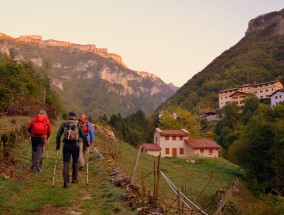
[46,119,51,137]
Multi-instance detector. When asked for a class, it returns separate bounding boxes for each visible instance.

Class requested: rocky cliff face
[12,34,126,66]
[0,33,178,116]
[246,9,284,36]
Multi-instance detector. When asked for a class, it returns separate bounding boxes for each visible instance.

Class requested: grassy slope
[115,140,277,214]
[1,118,283,214]
[0,121,136,215]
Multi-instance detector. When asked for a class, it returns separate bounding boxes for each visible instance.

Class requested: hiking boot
[63,182,69,189]
[36,169,43,173]
[72,179,79,184]
[30,164,35,170]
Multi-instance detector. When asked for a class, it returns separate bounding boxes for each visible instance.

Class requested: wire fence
[129,152,239,215]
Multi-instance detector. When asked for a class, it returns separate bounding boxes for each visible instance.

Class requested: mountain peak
[0,32,13,39]
[17,35,42,42]
[137,71,158,79]
[246,8,284,36]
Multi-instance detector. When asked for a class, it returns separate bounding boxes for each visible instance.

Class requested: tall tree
[158,106,201,137]
[233,104,284,195]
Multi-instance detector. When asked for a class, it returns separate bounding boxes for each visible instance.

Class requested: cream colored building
[141,128,221,158]
[218,80,284,108]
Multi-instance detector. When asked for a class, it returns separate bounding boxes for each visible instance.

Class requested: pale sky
[0,1,283,87]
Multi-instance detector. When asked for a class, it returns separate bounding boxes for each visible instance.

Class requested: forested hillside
[159,9,284,112]
[0,53,64,118]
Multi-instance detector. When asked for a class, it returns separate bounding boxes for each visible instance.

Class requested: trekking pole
[51,150,59,187]
[27,141,31,160]
[86,147,89,185]
[45,139,49,169]
[27,140,31,169]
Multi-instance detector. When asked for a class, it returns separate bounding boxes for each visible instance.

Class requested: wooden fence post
[142,172,145,196]
[130,145,142,185]
[154,153,161,199]
[153,161,156,198]
[177,187,181,215]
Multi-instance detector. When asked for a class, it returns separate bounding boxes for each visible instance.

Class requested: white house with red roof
[141,128,221,158]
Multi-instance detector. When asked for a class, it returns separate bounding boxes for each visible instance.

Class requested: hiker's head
[68,112,77,120]
[80,114,87,120]
[39,110,47,116]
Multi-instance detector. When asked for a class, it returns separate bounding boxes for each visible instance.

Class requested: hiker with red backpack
[27,110,51,173]
[78,114,94,171]
[56,112,87,189]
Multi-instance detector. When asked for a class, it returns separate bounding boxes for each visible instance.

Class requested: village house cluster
[143,80,283,158]
[218,80,284,109]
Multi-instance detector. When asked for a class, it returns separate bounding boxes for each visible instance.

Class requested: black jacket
[56,119,87,150]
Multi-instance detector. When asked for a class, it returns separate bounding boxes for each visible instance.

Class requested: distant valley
[0,33,178,117]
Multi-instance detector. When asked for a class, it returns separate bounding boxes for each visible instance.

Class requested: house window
[165,148,169,155]
[209,149,213,154]
[172,136,176,140]
[179,136,183,140]
[280,95,282,98]
[180,148,184,155]
[165,136,169,140]
[155,137,157,142]
[200,149,204,153]
[276,96,278,99]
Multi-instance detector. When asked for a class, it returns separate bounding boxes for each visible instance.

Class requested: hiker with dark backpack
[27,110,51,173]
[78,114,94,171]
[56,112,87,189]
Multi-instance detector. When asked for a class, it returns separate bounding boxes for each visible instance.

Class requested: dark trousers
[31,137,44,170]
[63,142,79,183]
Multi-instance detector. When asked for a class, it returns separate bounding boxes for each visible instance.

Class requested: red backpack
[78,117,90,135]
[32,115,48,136]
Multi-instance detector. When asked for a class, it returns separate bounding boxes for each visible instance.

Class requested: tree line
[215,98,284,196]
[0,53,64,118]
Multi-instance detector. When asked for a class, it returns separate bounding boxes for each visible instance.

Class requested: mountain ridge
[0,33,178,117]
[158,8,284,112]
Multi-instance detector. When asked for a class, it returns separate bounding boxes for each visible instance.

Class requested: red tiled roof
[185,138,221,149]
[156,128,189,137]
[142,143,161,151]
[219,80,284,93]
